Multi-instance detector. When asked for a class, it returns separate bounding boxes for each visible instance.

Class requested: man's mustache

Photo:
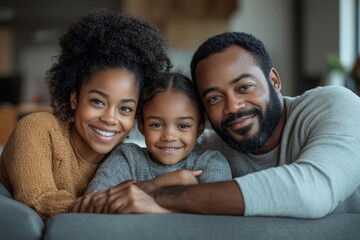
[221,109,262,129]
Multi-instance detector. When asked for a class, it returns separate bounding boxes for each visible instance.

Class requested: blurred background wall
[0,0,358,103]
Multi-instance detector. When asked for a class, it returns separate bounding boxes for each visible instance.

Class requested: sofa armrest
[44,212,360,240]
[0,195,44,240]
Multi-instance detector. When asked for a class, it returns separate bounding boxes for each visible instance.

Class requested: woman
[0,8,171,220]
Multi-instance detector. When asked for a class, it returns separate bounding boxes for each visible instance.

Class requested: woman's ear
[70,91,78,110]
[137,118,144,135]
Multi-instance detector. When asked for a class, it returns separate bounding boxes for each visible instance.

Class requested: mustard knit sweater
[0,112,100,220]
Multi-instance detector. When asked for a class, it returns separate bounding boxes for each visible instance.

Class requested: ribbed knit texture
[198,86,360,218]
[0,112,99,220]
[87,143,232,193]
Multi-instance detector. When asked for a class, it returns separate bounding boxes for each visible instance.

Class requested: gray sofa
[1,194,360,240]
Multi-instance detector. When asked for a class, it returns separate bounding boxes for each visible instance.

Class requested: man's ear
[70,91,78,110]
[269,68,281,92]
[137,118,144,135]
[197,119,205,138]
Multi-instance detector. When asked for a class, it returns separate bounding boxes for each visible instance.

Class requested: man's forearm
[154,180,245,215]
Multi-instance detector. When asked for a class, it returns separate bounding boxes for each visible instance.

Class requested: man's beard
[210,86,282,153]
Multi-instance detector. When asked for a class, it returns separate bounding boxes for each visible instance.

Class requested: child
[0,9,171,220]
[86,72,232,193]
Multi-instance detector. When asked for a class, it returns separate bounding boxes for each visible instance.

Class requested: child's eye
[179,124,191,129]
[149,123,163,129]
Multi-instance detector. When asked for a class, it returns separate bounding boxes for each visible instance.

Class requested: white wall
[171,0,295,95]
[303,0,340,76]
[229,0,294,95]
[19,0,344,99]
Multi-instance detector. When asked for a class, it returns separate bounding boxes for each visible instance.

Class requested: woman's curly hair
[46,8,172,122]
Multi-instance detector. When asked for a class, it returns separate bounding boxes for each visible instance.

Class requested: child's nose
[161,126,177,141]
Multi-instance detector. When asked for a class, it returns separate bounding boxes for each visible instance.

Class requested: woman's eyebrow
[88,89,136,104]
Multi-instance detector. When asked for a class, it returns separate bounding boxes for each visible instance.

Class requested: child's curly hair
[46,8,172,122]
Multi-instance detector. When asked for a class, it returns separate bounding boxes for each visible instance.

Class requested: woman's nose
[100,109,117,125]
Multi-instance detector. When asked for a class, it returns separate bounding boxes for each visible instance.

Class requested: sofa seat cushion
[44,212,360,240]
[0,195,44,240]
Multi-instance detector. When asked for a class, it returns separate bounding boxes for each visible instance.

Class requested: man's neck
[254,100,286,155]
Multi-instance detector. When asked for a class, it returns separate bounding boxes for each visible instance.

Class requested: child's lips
[157,146,182,153]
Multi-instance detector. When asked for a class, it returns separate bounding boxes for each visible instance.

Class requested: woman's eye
[90,99,104,106]
[120,107,133,113]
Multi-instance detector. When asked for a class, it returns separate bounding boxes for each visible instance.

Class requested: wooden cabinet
[122,0,238,49]
[0,104,51,146]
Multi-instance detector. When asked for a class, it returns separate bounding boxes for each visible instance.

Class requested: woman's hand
[72,188,110,213]
[72,170,202,214]
[72,180,170,214]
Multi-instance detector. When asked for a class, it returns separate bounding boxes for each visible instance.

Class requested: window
[340,0,356,70]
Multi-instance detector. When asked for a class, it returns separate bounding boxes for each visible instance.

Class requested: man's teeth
[93,128,116,137]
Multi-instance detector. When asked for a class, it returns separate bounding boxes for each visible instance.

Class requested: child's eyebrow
[146,116,195,121]
[177,116,195,121]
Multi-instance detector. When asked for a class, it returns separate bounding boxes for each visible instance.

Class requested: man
[74,32,360,218]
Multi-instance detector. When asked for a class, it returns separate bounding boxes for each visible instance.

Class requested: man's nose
[224,96,245,115]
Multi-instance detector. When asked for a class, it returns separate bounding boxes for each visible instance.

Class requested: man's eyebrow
[201,73,254,98]
[88,89,136,104]
[229,73,254,85]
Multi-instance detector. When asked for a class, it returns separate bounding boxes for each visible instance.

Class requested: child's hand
[151,169,203,188]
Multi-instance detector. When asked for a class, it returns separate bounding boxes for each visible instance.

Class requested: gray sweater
[198,86,360,218]
[87,143,232,193]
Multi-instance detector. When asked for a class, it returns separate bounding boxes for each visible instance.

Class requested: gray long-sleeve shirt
[198,86,360,218]
[87,143,232,193]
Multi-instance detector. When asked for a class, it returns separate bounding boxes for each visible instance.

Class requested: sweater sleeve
[236,87,360,218]
[86,144,132,193]
[195,150,233,183]
[2,114,75,219]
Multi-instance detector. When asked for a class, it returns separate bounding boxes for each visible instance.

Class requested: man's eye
[208,95,221,103]
[240,85,253,91]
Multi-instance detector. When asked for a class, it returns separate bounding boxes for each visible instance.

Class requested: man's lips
[226,115,255,130]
